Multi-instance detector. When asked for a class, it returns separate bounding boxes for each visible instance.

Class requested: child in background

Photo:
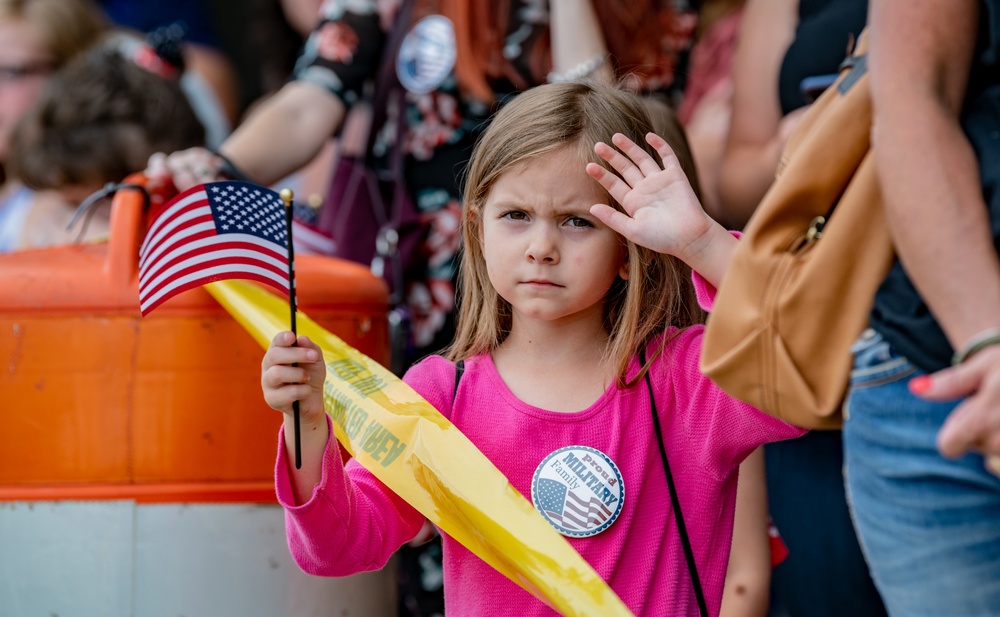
[0,0,106,252]
[5,35,204,250]
[261,81,805,616]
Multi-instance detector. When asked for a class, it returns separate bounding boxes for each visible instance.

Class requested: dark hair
[9,43,205,189]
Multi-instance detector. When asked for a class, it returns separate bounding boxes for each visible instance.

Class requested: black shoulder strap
[639,349,708,617]
[454,359,465,401]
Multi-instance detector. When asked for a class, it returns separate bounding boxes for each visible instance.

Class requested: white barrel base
[0,501,397,616]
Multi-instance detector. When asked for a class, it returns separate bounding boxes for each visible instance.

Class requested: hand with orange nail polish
[908,345,1000,463]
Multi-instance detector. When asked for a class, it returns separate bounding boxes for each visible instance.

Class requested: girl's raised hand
[586,132,715,260]
[261,331,327,426]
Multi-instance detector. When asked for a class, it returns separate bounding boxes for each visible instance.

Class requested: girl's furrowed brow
[487,199,524,210]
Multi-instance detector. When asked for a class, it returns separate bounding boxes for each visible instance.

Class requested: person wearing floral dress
[149,0,696,362]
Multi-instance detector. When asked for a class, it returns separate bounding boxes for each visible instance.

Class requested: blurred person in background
[148,0,697,368]
[844,1,1000,614]
[280,0,325,38]
[4,34,205,250]
[676,0,744,220]
[0,0,105,253]
[97,0,239,148]
[715,1,887,616]
[98,0,241,133]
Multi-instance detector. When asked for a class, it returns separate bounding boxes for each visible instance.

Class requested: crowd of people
[2,0,999,616]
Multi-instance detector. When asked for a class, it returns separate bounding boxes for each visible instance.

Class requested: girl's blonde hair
[448,81,705,385]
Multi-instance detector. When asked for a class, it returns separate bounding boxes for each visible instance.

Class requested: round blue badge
[531,445,625,538]
[395,15,457,94]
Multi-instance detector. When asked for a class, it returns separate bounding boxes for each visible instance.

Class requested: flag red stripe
[140,234,287,289]
[291,219,336,255]
[565,491,613,517]
[140,223,216,282]
[140,189,209,254]
[140,252,289,304]
[139,208,214,275]
[139,202,212,267]
[140,270,288,316]
[140,263,289,312]
[141,238,286,288]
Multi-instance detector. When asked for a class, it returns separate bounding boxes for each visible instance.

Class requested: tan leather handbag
[701,31,894,429]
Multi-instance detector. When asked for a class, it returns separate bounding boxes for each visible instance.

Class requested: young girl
[261,81,804,616]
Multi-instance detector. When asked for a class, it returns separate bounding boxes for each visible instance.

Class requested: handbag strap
[362,0,416,305]
[815,31,869,231]
[639,348,709,617]
[365,0,416,160]
[454,359,465,399]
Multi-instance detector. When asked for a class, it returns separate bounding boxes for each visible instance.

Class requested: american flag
[138,181,291,315]
[535,479,613,532]
[290,213,337,256]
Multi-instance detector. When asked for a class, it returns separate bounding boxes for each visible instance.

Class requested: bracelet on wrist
[210,149,252,183]
[951,327,1000,365]
[547,54,606,83]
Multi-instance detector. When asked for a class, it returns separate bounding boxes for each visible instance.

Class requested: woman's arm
[548,0,613,83]
[221,81,346,186]
[147,63,346,192]
[715,0,799,228]
[281,0,326,38]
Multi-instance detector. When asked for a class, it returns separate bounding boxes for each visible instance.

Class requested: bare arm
[548,0,613,83]
[720,448,771,617]
[149,80,346,191]
[221,81,346,186]
[870,0,1000,458]
[868,0,1000,350]
[716,0,799,228]
[280,0,325,37]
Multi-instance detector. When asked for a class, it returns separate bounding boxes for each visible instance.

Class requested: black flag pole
[279,188,302,469]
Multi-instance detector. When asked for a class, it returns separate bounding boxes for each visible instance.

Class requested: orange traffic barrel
[0,176,398,614]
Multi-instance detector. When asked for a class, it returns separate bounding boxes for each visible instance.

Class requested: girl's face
[0,18,53,162]
[481,147,628,327]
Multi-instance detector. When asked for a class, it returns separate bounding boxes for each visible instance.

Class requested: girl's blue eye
[566,217,592,228]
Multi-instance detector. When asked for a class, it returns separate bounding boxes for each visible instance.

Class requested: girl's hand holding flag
[262,331,330,499]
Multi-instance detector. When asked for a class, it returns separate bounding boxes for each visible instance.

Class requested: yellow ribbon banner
[206,280,633,617]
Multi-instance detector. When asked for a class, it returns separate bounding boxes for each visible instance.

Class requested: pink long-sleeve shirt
[275,322,804,616]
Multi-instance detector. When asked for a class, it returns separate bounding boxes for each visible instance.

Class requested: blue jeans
[844,330,1000,617]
